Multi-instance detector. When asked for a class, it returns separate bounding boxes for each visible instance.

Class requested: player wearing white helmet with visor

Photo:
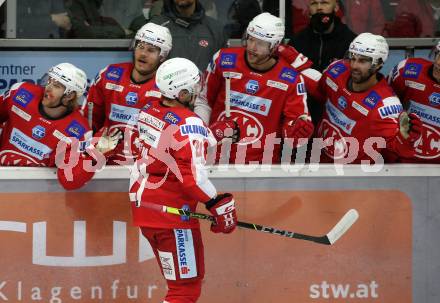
[347,32,389,91]
[195,12,314,164]
[245,12,285,68]
[83,22,172,165]
[313,32,422,164]
[41,62,87,115]
[0,62,123,190]
[130,57,237,303]
[155,57,203,107]
[132,22,172,81]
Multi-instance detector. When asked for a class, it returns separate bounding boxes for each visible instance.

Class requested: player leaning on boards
[128,57,238,303]
[0,63,121,190]
[388,41,440,163]
[195,12,315,164]
[83,22,172,165]
[313,33,422,163]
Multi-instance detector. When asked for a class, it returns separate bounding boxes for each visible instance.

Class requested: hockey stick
[224,76,231,118]
[140,202,359,245]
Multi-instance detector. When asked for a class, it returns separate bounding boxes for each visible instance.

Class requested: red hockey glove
[275,44,313,71]
[95,127,124,158]
[283,116,314,146]
[205,193,237,234]
[399,112,422,143]
[390,112,422,158]
[210,119,240,143]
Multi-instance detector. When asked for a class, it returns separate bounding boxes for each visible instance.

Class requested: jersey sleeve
[282,74,310,125]
[0,82,24,123]
[55,127,95,190]
[82,67,108,132]
[301,68,323,101]
[171,117,217,203]
[387,59,409,101]
[0,88,9,123]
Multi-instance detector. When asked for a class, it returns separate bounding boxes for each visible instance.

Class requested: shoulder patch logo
[105,66,124,82]
[220,53,237,68]
[279,67,298,83]
[328,62,347,79]
[403,63,422,79]
[13,88,34,107]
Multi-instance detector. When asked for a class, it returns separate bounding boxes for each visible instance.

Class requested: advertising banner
[0,190,411,302]
[0,51,131,95]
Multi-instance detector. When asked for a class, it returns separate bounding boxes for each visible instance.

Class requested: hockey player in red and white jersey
[0,63,121,189]
[83,22,172,165]
[315,33,422,164]
[388,42,440,163]
[129,58,237,303]
[194,12,315,164]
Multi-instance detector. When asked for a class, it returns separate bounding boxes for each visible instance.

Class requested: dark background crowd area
[2,0,440,39]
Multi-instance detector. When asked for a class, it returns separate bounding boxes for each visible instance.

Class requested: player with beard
[83,22,172,165]
[314,32,422,164]
[0,63,122,190]
[129,57,237,303]
[195,12,315,164]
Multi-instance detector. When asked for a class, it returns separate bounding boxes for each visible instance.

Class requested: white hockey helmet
[349,33,389,67]
[48,63,87,96]
[134,22,172,58]
[156,57,201,99]
[246,12,285,49]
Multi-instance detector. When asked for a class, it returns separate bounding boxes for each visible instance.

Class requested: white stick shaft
[225,77,231,118]
[87,102,94,129]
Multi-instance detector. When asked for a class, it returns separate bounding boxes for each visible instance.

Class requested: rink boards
[0,165,438,303]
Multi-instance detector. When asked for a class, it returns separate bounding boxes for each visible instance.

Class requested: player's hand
[275,44,312,71]
[210,119,240,144]
[205,193,237,234]
[398,112,422,144]
[95,127,123,158]
[283,115,314,146]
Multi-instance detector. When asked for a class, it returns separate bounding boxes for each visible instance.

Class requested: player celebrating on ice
[83,22,172,165]
[314,33,422,164]
[195,12,315,164]
[0,63,121,189]
[129,57,238,303]
[388,41,440,163]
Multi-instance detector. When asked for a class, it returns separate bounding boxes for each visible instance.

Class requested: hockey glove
[390,112,422,158]
[205,193,237,234]
[283,115,314,146]
[398,112,422,143]
[210,119,240,144]
[95,127,123,158]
